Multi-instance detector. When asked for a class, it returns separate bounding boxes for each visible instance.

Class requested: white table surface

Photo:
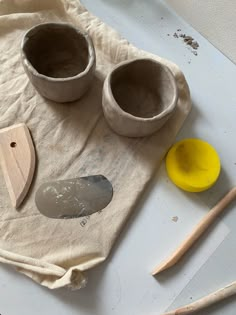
[1,1,236,314]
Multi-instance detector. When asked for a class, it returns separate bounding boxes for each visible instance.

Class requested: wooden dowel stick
[152,187,236,275]
[161,280,236,315]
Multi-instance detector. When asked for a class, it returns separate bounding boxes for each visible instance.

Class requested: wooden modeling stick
[161,280,236,315]
[152,187,236,275]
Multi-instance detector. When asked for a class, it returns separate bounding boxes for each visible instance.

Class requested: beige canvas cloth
[0,0,191,289]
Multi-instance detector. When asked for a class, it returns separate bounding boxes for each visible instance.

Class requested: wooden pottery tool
[0,123,36,208]
[152,187,236,275]
[161,280,236,315]
[35,175,113,219]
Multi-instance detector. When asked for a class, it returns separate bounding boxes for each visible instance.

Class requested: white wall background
[165,0,236,64]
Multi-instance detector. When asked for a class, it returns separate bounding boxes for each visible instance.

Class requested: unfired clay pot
[21,23,95,103]
[102,58,178,137]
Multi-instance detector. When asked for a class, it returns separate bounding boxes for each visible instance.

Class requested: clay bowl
[102,58,178,137]
[21,23,95,103]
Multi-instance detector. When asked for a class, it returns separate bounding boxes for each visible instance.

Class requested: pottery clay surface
[21,23,95,102]
[102,58,178,137]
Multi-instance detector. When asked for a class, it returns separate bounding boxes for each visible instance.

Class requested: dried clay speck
[173,31,200,56]
[184,35,193,41]
[172,216,179,222]
[192,41,199,50]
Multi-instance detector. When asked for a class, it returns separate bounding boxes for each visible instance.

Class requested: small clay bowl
[21,23,95,103]
[102,58,178,137]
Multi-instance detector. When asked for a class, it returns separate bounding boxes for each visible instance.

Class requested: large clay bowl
[102,58,178,137]
[21,23,95,102]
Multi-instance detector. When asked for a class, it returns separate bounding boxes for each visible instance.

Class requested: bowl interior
[110,59,176,118]
[23,24,89,78]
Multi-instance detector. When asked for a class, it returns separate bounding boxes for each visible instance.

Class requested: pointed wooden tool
[152,187,236,275]
[0,123,35,208]
[161,280,236,315]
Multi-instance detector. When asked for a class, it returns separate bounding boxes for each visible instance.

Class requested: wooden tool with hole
[0,123,35,208]
[152,187,236,275]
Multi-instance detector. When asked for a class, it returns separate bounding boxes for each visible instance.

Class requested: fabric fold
[0,0,191,289]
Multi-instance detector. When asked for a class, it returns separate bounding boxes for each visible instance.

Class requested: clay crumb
[172,216,178,222]
[175,32,200,53]
[177,29,181,32]
[192,41,199,50]
[184,36,194,46]
[184,35,193,41]
[167,34,170,36]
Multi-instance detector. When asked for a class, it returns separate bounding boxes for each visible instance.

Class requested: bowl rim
[21,22,95,82]
[105,58,178,122]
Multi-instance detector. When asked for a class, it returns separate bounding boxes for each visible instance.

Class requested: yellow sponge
[166,138,221,192]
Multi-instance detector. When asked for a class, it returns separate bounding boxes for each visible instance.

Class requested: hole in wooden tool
[10,142,17,148]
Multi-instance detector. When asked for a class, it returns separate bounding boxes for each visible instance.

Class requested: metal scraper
[35,175,113,219]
